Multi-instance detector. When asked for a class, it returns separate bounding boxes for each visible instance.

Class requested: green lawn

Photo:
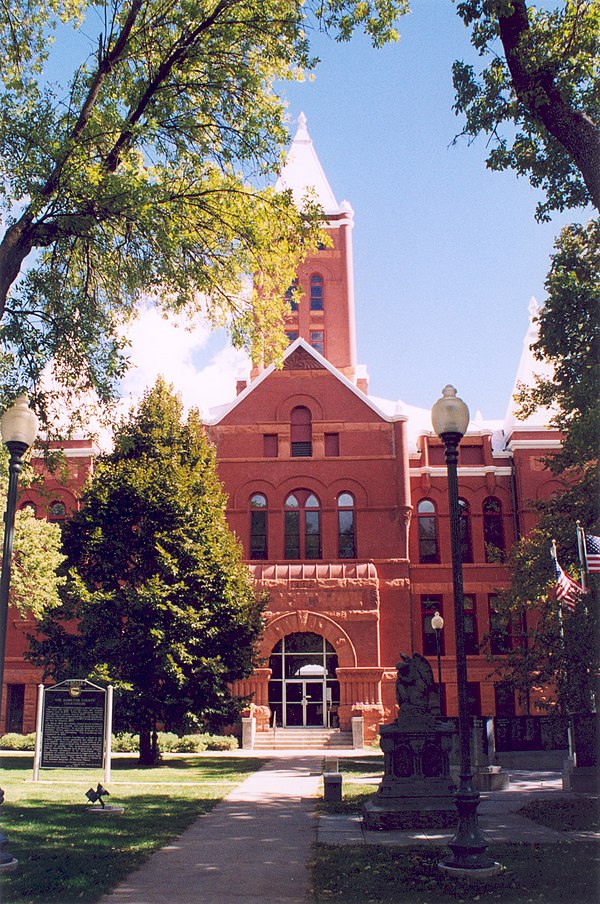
[312,842,600,904]
[0,753,265,903]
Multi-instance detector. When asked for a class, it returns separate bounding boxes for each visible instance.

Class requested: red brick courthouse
[3,117,561,742]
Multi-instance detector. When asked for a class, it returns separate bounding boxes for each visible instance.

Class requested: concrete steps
[253,728,354,750]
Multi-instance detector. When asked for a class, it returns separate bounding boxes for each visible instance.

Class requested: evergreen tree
[29,379,264,763]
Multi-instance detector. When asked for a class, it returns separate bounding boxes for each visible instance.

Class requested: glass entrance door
[284,680,325,727]
[268,632,340,729]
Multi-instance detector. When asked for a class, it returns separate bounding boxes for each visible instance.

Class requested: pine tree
[29,378,264,764]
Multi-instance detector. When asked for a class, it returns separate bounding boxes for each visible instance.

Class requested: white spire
[275,113,341,214]
[505,296,556,431]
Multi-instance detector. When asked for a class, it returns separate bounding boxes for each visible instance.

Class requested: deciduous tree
[28,379,265,763]
[0,1,403,419]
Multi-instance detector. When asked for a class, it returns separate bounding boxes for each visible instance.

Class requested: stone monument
[363,653,457,830]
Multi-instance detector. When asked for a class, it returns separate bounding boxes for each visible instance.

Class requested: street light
[0,395,39,871]
[432,385,498,876]
[431,611,444,714]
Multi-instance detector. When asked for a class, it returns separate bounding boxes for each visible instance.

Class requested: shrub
[173,735,208,753]
[204,734,238,751]
[0,732,36,750]
[111,732,139,752]
[156,732,180,752]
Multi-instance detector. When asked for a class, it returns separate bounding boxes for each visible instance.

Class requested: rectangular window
[467,682,481,717]
[310,330,324,355]
[263,434,278,458]
[285,331,299,345]
[250,510,268,560]
[324,433,340,456]
[494,682,516,716]
[464,594,478,655]
[421,596,444,656]
[6,683,25,733]
[489,594,512,654]
[305,511,321,559]
[338,510,356,558]
[284,511,300,559]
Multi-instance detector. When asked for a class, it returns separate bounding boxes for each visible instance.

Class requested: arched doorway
[268,632,340,728]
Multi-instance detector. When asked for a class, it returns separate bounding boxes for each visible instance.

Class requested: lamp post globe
[431,386,499,876]
[431,611,444,714]
[0,394,39,871]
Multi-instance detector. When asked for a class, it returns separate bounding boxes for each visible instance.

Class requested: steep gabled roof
[275,113,349,217]
[504,297,556,436]
[205,338,405,425]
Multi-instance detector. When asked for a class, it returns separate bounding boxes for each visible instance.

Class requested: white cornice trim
[206,338,406,426]
[506,439,562,451]
[410,466,513,478]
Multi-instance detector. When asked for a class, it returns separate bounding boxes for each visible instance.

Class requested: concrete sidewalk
[101,755,323,904]
[101,758,598,904]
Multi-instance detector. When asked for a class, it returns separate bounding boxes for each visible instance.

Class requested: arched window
[285,279,299,312]
[310,274,324,311]
[284,491,321,559]
[458,498,473,563]
[48,500,67,522]
[337,493,356,559]
[483,496,505,561]
[290,406,312,457]
[250,494,268,560]
[417,499,439,563]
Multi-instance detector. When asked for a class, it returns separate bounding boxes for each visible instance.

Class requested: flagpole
[576,521,588,592]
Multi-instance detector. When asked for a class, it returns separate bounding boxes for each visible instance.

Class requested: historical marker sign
[41,680,106,769]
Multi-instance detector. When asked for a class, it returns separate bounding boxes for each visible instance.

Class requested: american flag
[551,545,585,611]
[584,534,600,573]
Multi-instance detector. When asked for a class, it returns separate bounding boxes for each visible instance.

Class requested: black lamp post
[0,395,39,871]
[431,610,444,715]
[432,385,498,875]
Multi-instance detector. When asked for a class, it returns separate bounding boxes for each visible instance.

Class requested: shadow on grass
[313,841,600,904]
[1,793,216,903]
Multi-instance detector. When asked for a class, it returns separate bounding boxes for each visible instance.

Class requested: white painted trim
[506,440,562,451]
[410,467,513,478]
[205,338,407,426]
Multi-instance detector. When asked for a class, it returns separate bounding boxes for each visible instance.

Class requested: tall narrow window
[489,594,512,654]
[310,330,324,355]
[483,496,505,561]
[285,279,299,312]
[458,498,473,563]
[463,594,478,654]
[337,493,356,559]
[417,499,439,563]
[305,494,321,559]
[250,494,268,560]
[291,406,312,457]
[284,491,321,559]
[421,596,444,656]
[310,274,324,311]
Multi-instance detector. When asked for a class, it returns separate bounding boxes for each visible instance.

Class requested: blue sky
[45,2,588,425]
[277,0,581,419]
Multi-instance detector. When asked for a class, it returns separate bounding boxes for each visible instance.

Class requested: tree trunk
[497,0,600,212]
[138,722,160,766]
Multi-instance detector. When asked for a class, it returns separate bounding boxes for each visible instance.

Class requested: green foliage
[489,218,599,714]
[516,218,600,471]
[0,732,37,750]
[453,0,600,220]
[0,1,406,421]
[0,447,65,618]
[518,797,600,832]
[28,378,265,756]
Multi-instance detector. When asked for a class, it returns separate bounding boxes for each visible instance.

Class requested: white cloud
[120,305,249,418]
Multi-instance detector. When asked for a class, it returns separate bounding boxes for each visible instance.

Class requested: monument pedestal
[363,716,457,831]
